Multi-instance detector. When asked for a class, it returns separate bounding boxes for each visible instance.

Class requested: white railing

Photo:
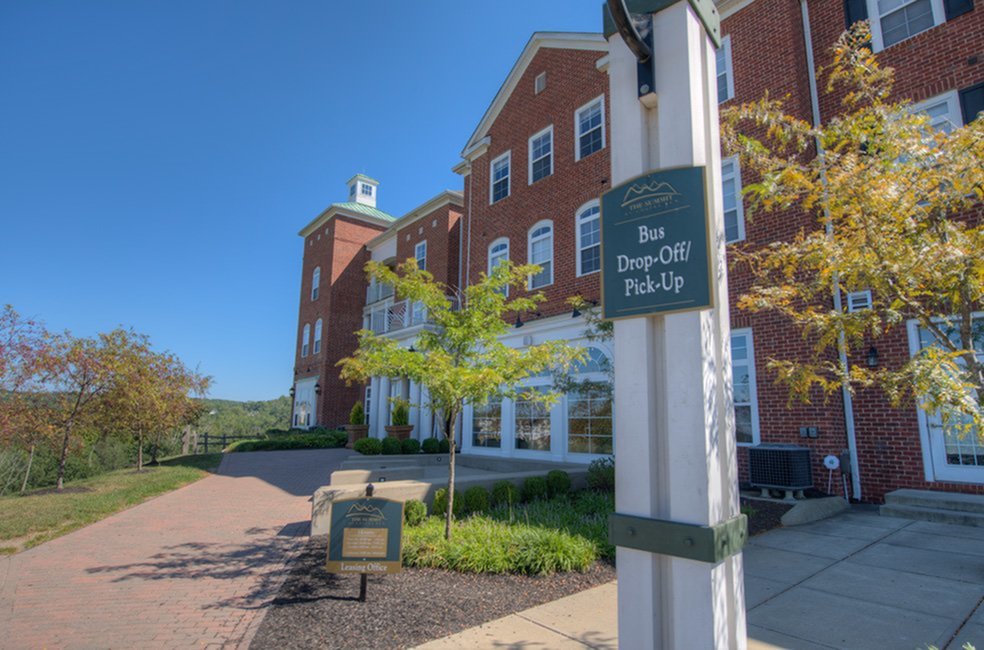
[366,282,395,305]
[366,296,459,335]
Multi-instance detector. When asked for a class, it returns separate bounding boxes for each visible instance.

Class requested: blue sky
[0,1,602,401]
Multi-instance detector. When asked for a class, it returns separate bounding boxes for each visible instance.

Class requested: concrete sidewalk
[415,509,984,649]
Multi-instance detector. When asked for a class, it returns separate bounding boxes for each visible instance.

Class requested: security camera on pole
[600,1,747,648]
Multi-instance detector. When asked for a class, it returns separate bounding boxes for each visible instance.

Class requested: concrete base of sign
[780,497,850,527]
[310,454,589,536]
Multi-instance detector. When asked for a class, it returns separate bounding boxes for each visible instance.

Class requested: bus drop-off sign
[601,166,713,320]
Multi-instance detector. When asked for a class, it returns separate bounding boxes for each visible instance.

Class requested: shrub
[381,436,402,455]
[349,401,365,426]
[308,426,331,436]
[353,437,382,455]
[326,429,348,448]
[586,457,615,492]
[402,516,596,575]
[404,500,427,526]
[264,428,290,437]
[421,438,440,454]
[390,398,410,426]
[463,486,490,514]
[546,470,571,498]
[401,438,421,455]
[521,476,548,502]
[490,480,519,507]
[432,487,465,518]
[438,438,450,453]
[225,433,348,453]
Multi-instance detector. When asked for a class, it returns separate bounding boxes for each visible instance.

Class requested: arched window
[576,201,601,276]
[488,238,510,296]
[568,347,613,455]
[528,221,553,289]
[313,319,323,355]
[301,324,310,358]
[311,267,321,301]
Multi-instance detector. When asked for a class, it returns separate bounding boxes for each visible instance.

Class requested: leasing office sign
[601,166,713,320]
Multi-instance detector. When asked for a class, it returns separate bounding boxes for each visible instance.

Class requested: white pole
[608,3,746,648]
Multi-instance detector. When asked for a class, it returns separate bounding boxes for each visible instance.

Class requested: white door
[909,320,984,484]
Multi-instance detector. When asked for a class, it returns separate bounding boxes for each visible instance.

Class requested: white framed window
[528,221,553,289]
[535,71,547,94]
[490,151,510,204]
[361,183,373,197]
[575,96,605,161]
[349,184,356,199]
[868,0,945,51]
[311,267,321,301]
[472,395,503,448]
[567,348,613,455]
[364,384,372,426]
[721,155,745,243]
[415,240,427,271]
[912,90,963,133]
[528,125,553,184]
[731,328,761,445]
[489,238,510,296]
[515,386,551,451]
[576,201,601,276]
[313,318,322,355]
[847,290,873,312]
[716,35,734,103]
[301,323,310,358]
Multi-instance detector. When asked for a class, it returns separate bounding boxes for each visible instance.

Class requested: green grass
[224,431,347,452]
[402,489,615,575]
[0,452,222,554]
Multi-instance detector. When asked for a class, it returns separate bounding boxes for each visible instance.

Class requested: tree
[720,24,984,436]
[0,305,57,492]
[338,260,584,540]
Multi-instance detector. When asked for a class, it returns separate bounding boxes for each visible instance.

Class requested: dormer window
[361,184,373,197]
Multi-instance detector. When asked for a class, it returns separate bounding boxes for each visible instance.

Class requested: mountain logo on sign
[621,180,681,208]
[346,502,386,522]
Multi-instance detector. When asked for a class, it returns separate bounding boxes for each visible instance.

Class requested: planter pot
[345,424,369,448]
[384,425,414,441]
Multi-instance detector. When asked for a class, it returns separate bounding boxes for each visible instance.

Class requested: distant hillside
[197,396,291,438]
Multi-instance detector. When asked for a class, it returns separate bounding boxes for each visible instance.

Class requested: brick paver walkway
[0,448,350,650]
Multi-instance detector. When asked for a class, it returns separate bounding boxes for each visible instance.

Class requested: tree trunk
[20,444,35,494]
[150,429,162,465]
[56,422,73,491]
[137,430,144,472]
[444,410,457,541]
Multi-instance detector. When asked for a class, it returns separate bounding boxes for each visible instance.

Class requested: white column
[409,379,422,439]
[375,376,391,438]
[419,386,433,440]
[609,3,745,649]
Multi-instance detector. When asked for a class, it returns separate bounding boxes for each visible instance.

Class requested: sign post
[602,1,747,648]
[325,484,404,602]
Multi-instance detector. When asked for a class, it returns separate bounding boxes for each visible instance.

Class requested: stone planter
[345,424,369,448]
[384,425,414,441]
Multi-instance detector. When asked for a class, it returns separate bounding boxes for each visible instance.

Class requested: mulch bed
[253,500,790,649]
[251,536,616,650]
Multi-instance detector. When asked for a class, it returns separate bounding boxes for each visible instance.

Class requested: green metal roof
[331,201,397,222]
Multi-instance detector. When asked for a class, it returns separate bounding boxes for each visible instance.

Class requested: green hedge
[224,430,346,453]
[354,438,383,455]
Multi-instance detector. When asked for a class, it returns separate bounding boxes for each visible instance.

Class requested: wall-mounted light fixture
[514,314,524,329]
[315,382,322,395]
[289,386,295,398]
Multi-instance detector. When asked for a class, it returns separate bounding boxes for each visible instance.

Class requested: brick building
[291,2,983,503]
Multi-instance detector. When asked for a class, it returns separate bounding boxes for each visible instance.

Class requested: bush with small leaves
[586,457,615,492]
[546,470,571,498]
[353,437,383,455]
[381,436,402,455]
[463,486,490,514]
[490,480,519,507]
[404,499,427,526]
[431,487,464,518]
[521,476,548,502]
[421,438,440,454]
[438,438,450,453]
[401,438,421,455]
[349,401,365,426]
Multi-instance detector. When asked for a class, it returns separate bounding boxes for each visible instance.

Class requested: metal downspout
[800,0,862,499]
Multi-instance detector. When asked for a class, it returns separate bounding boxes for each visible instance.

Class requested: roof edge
[367,190,464,249]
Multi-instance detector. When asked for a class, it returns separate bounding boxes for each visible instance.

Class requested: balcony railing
[366,282,395,305]
[366,296,458,335]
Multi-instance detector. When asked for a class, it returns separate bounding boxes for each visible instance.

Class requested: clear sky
[0,1,602,401]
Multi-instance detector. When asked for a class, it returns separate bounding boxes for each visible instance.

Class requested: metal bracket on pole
[602,0,722,48]
[608,513,747,563]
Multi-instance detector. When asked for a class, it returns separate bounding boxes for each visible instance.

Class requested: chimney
[346,174,379,208]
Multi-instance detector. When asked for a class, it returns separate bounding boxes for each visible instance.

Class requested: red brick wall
[394,202,463,288]
[294,214,387,429]
[463,47,609,319]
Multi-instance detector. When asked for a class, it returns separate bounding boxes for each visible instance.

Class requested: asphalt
[414,509,984,650]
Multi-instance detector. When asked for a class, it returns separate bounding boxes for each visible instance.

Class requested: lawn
[0,453,223,554]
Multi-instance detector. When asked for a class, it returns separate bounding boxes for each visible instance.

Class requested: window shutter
[959,82,984,124]
[844,0,869,28]
[943,0,974,21]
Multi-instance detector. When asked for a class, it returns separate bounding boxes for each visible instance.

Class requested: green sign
[325,496,404,574]
[601,166,712,320]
